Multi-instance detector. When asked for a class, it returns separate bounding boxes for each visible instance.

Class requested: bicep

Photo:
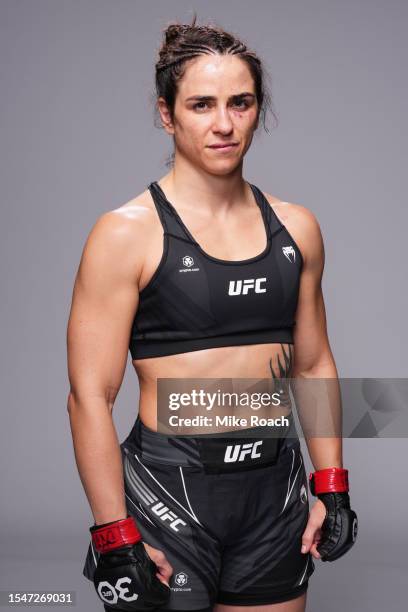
[292,212,335,376]
[67,213,141,404]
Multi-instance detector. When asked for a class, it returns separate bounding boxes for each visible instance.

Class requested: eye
[193,101,209,111]
[233,99,249,109]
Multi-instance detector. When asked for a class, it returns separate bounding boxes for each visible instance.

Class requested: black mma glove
[309,467,358,562]
[90,516,170,610]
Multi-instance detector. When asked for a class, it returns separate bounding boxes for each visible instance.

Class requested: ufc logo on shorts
[151,502,187,532]
[224,441,263,463]
[228,278,266,295]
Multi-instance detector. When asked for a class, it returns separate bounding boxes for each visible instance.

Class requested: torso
[122,182,306,431]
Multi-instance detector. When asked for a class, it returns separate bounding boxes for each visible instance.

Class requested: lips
[209,143,238,149]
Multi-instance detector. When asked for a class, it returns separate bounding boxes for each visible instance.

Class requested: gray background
[1,0,407,610]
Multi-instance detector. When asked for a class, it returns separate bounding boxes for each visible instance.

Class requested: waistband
[121,413,300,474]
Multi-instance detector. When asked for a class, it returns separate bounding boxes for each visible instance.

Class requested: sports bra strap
[248,183,284,238]
[148,181,198,244]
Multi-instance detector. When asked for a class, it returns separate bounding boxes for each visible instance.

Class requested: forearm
[67,392,127,525]
[303,436,342,470]
[291,361,343,470]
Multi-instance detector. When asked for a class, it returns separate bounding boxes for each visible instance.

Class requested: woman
[67,18,357,612]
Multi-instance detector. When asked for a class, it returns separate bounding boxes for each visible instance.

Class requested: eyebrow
[185,92,256,102]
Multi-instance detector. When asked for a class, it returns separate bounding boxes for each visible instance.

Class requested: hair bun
[165,24,190,45]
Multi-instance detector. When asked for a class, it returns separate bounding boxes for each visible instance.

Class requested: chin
[201,157,242,175]
[204,165,239,177]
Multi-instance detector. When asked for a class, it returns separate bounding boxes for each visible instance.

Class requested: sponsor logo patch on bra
[282,246,296,263]
[179,255,200,273]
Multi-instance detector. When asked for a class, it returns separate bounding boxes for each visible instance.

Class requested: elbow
[66,390,78,413]
[66,388,88,414]
[292,360,338,379]
[292,351,338,379]
[66,388,115,415]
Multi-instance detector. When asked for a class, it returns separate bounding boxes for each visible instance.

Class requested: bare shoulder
[80,188,159,280]
[263,192,324,267]
[91,188,158,245]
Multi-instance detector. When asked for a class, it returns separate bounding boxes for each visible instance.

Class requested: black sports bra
[129,181,303,359]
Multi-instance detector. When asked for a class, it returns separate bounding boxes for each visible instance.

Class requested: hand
[313,491,358,561]
[142,542,173,587]
[301,498,327,560]
[304,467,358,562]
[90,516,171,610]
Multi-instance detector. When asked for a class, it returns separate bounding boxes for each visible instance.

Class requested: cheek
[180,118,207,140]
[232,108,257,126]
[181,124,210,152]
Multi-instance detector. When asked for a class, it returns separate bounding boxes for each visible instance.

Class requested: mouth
[208,143,239,150]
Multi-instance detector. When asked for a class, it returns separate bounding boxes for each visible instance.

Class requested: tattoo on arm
[269,344,293,410]
[269,343,293,380]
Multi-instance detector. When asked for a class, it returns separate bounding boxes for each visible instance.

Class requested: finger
[309,529,322,559]
[156,561,173,581]
[301,521,320,553]
[156,572,170,587]
[309,542,321,559]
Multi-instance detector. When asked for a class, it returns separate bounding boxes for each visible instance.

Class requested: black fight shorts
[83,415,315,610]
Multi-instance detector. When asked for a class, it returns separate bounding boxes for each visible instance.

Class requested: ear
[157,97,175,135]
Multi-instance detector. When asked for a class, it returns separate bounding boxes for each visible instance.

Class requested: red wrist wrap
[309,467,349,495]
[91,516,142,553]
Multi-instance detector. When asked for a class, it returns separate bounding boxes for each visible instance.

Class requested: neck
[160,160,252,215]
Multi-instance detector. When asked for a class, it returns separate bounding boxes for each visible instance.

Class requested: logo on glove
[97,576,139,605]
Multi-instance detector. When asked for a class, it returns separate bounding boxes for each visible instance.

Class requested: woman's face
[159,54,260,174]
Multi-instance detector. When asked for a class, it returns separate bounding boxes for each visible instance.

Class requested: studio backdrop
[1,1,407,611]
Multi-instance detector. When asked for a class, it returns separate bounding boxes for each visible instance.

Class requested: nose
[212,106,234,134]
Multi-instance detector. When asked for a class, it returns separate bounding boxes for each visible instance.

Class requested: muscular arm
[290,207,343,470]
[66,208,143,525]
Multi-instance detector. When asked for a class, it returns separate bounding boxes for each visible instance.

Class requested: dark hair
[151,14,278,167]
